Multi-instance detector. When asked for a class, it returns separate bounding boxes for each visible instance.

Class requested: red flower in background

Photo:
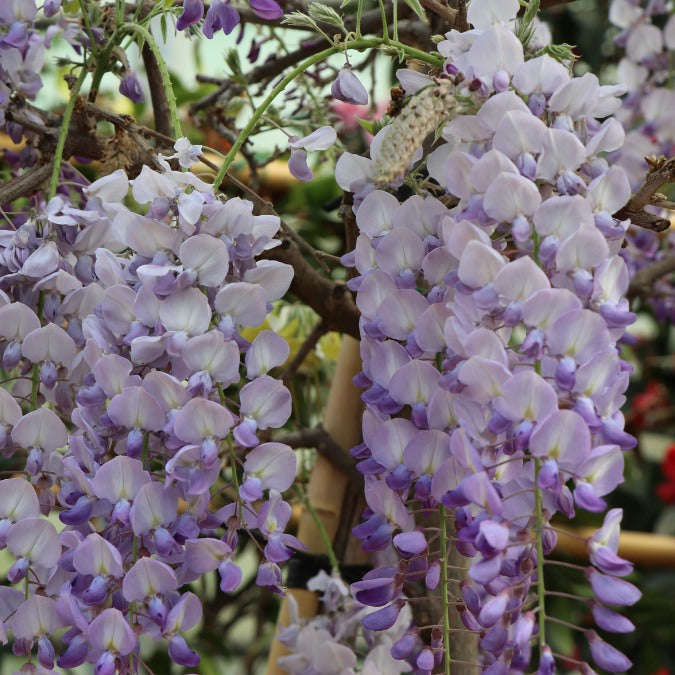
[656,443,675,504]
[628,382,671,431]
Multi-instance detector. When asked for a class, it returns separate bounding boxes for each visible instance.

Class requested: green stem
[121,22,182,139]
[213,38,442,185]
[30,292,45,409]
[439,504,451,675]
[534,458,546,655]
[392,0,398,42]
[378,0,390,42]
[48,68,88,201]
[297,487,340,572]
[78,0,99,59]
[355,0,364,37]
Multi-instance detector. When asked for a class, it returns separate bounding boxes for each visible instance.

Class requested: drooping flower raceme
[338,3,639,672]
[0,142,299,670]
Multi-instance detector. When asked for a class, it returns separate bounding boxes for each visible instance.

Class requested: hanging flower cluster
[337,2,640,672]
[276,570,413,674]
[608,0,675,323]
[0,143,299,670]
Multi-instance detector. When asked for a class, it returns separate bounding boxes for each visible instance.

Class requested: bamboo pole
[266,336,364,675]
[555,526,675,568]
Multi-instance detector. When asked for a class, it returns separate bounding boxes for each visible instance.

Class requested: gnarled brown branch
[628,254,675,300]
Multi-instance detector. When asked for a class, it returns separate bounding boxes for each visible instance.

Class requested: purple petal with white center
[179,234,230,287]
[93,354,133,397]
[239,376,291,429]
[183,331,240,386]
[536,128,587,181]
[243,261,293,301]
[457,241,505,288]
[331,67,368,105]
[215,282,268,326]
[403,429,450,478]
[245,330,290,379]
[378,289,428,340]
[108,386,165,432]
[355,190,400,238]
[547,309,611,365]
[159,288,211,336]
[288,126,337,151]
[0,478,39,521]
[7,518,60,567]
[91,455,150,502]
[20,242,59,278]
[12,596,62,640]
[578,445,625,497]
[243,442,296,493]
[129,483,178,535]
[512,54,569,96]
[492,110,547,159]
[173,397,236,443]
[12,407,67,452]
[493,256,549,302]
[89,608,136,655]
[483,173,541,222]
[529,409,590,470]
[73,533,124,578]
[556,226,610,273]
[22,323,76,367]
[494,370,558,422]
[123,557,178,602]
[389,360,439,406]
[467,25,524,78]
[458,357,511,404]
[185,538,231,573]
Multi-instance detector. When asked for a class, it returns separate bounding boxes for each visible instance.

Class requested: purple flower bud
[590,601,634,633]
[119,71,145,103]
[587,630,632,673]
[331,67,369,105]
[218,559,242,592]
[25,447,44,476]
[416,648,435,671]
[168,634,200,666]
[478,591,510,628]
[155,527,179,557]
[393,530,427,556]
[96,651,117,675]
[8,556,29,583]
[361,602,401,631]
[288,148,313,182]
[148,595,167,625]
[83,575,109,606]
[538,645,556,674]
[587,569,641,606]
[60,495,93,525]
[2,341,22,370]
[203,0,240,37]
[555,356,577,390]
[493,69,510,92]
[176,0,204,30]
[391,632,417,660]
[528,92,546,117]
[37,636,56,669]
[57,635,88,668]
[537,458,561,492]
[44,0,61,16]
[249,0,283,20]
[126,428,144,459]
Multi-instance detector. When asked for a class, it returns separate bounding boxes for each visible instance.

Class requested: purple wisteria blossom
[336,1,638,671]
[0,138,297,669]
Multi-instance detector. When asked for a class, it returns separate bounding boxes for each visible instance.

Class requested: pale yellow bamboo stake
[555,526,675,568]
[266,336,364,674]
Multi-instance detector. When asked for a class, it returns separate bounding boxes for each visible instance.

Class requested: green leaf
[281,11,320,30]
[402,0,427,22]
[160,14,168,44]
[307,2,346,29]
[354,117,374,134]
